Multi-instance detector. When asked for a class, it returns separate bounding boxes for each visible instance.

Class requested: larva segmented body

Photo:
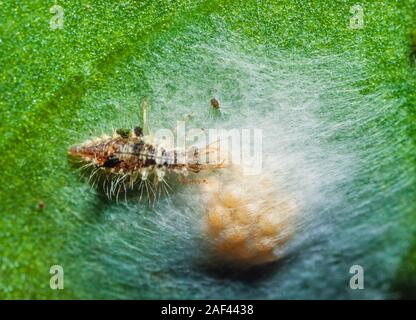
[69,126,223,202]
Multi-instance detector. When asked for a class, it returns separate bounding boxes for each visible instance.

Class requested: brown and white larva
[69,98,226,202]
[68,125,225,202]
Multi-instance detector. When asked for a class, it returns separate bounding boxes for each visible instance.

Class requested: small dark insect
[211,98,220,109]
[38,200,45,210]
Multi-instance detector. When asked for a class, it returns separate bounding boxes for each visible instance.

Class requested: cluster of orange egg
[202,171,296,265]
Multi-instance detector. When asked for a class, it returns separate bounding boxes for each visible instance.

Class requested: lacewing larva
[68,99,224,202]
